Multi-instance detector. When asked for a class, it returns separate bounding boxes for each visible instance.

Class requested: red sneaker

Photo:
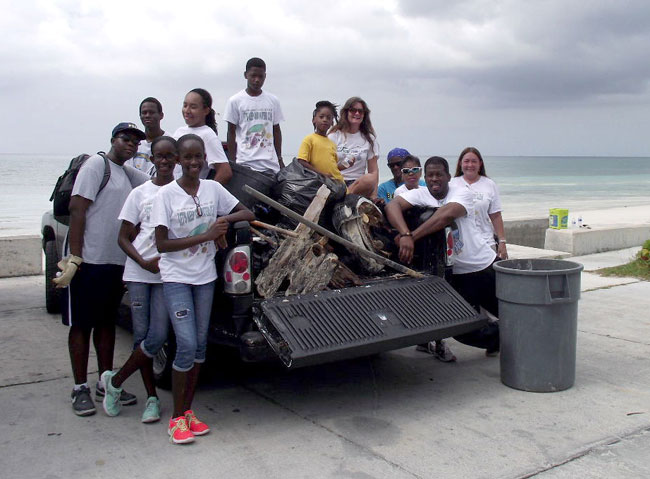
[185,409,210,436]
[168,416,194,444]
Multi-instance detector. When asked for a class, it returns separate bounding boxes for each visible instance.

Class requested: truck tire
[153,335,176,390]
[44,240,62,314]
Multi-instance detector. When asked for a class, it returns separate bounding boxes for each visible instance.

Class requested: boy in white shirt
[125,97,167,175]
[224,57,284,173]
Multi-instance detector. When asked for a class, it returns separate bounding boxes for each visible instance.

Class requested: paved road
[1,258,649,478]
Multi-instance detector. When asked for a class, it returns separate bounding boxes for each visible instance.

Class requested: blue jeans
[126,282,169,357]
[163,281,215,372]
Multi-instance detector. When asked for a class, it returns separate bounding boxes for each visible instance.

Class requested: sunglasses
[401,167,422,175]
[348,108,364,115]
[387,162,402,168]
[117,134,141,146]
[191,195,203,217]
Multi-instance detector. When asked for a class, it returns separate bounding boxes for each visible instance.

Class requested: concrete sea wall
[0,235,42,278]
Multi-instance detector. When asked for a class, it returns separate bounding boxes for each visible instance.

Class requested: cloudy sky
[2,0,650,157]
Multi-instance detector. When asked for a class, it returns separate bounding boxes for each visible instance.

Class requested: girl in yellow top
[297,101,351,183]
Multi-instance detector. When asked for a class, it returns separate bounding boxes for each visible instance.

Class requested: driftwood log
[251,220,299,238]
[255,185,332,298]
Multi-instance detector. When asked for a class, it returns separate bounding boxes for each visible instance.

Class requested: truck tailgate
[255,275,486,368]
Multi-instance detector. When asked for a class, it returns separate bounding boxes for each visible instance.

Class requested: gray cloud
[1,0,649,156]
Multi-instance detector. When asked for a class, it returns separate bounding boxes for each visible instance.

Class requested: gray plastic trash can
[493,259,583,392]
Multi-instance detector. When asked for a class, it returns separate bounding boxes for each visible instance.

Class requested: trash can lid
[493,258,583,276]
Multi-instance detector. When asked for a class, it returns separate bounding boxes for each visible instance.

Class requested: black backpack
[50,152,111,223]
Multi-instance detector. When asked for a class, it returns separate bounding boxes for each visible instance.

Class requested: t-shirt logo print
[244,124,272,150]
[186,222,211,256]
[452,229,464,256]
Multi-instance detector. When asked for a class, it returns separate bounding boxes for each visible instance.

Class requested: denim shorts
[126,282,169,357]
[163,281,215,372]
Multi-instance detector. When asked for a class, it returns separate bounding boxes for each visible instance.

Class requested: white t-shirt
[223,89,284,173]
[172,125,228,179]
[450,176,503,247]
[152,179,239,285]
[124,133,169,177]
[400,185,497,274]
[327,130,380,181]
[394,184,424,197]
[125,140,151,175]
[71,155,149,265]
[118,181,163,283]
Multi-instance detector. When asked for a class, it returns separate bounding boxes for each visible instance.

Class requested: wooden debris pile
[254,185,362,298]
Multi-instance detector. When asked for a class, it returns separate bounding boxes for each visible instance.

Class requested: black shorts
[61,263,125,329]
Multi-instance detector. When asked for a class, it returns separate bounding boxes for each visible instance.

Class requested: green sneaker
[100,370,122,417]
[141,397,161,423]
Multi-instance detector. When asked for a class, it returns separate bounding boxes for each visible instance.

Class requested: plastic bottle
[577,216,583,228]
[571,216,577,229]
[339,153,354,169]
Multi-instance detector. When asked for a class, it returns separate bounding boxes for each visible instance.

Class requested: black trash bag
[273,158,346,227]
[225,162,277,209]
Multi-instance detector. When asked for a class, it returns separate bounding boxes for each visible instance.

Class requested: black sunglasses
[117,134,141,146]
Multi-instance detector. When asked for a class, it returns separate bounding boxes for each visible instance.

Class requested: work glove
[52,255,83,288]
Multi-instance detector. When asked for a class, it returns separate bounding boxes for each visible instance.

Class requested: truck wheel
[44,240,61,314]
[153,336,175,390]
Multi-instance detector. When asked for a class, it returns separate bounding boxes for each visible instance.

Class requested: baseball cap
[387,148,410,160]
[112,122,146,140]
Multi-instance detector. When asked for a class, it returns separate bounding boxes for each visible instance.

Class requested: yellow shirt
[297,133,344,182]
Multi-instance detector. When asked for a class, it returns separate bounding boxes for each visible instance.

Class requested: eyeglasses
[348,108,364,115]
[191,195,203,217]
[117,134,140,146]
[152,153,177,161]
[387,162,402,169]
[401,167,422,175]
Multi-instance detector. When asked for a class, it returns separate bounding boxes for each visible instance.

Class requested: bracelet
[69,255,84,266]
[498,239,507,244]
[400,231,413,238]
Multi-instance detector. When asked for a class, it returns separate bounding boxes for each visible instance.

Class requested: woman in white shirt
[328,97,380,197]
[173,88,232,184]
[100,136,177,423]
[393,155,424,197]
[153,133,254,444]
[450,147,508,260]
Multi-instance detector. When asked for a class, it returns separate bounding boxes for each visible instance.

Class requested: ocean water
[378,155,650,220]
[1,153,649,236]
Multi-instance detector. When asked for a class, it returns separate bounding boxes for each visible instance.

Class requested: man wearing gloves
[55,123,149,416]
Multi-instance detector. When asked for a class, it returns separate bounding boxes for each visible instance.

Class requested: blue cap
[387,148,410,160]
[112,122,146,140]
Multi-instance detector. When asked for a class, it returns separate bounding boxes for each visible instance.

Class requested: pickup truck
[41,163,486,388]
[41,210,68,314]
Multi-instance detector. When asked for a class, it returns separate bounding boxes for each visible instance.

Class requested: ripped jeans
[162,281,215,372]
[126,282,169,355]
